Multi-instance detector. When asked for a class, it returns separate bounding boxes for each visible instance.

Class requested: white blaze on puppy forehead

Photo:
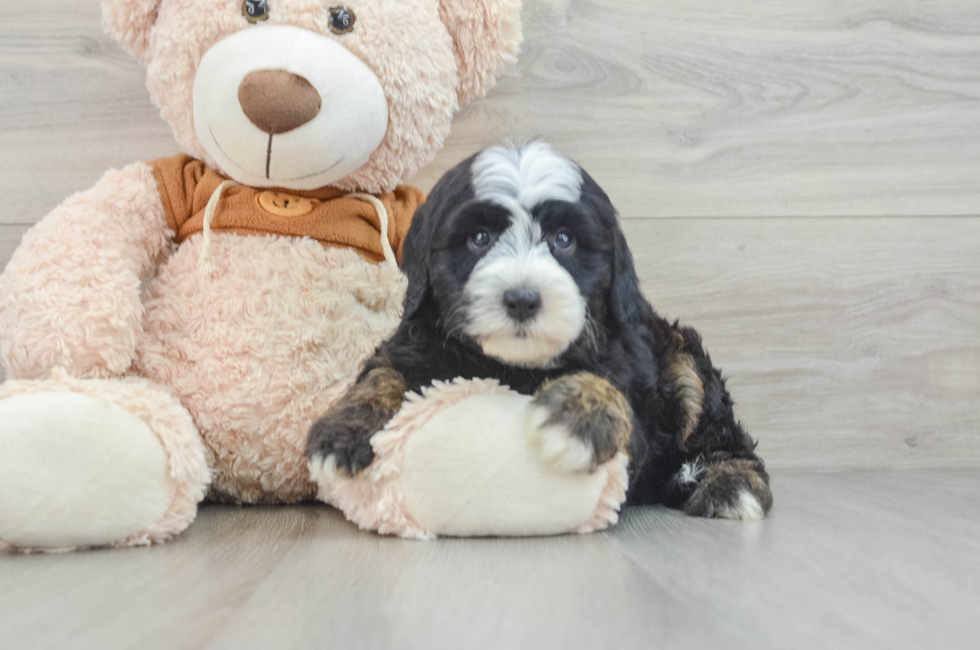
[463,143,589,368]
[471,142,584,209]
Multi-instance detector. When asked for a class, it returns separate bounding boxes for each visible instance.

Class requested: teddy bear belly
[135,233,406,504]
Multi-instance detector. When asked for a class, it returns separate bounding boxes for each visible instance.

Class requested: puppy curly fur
[308,143,772,520]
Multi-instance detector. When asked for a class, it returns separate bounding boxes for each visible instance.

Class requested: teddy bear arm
[0,162,172,380]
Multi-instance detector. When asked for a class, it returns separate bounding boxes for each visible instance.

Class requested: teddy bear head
[102,0,521,193]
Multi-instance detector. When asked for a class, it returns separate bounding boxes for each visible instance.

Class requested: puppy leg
[306,366,408,477]
[529,372,633,473]
[678,454,773,521]
[665,328,773,520]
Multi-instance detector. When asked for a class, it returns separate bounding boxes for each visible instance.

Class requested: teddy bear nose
[238,70,322,135]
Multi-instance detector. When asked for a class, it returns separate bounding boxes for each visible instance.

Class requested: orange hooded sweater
[150,154,424,264]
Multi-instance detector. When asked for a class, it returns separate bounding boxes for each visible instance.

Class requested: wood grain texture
[0,225,29,383]
[623,217,980,470]
[1,470,978,650]
[0,2,175,226]
[0,2,978,468]
[420,0,980,217]
[3,1,980,222]
[2,5,978,648]
[2,218,975,469]
[0,224,26,272]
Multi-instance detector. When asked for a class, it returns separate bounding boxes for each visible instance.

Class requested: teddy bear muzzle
[192,25,389,191]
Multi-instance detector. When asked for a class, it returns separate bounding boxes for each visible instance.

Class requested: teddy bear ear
[438,0,523,105]
[102,0,160,60]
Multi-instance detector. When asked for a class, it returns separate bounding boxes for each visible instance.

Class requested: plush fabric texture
[136,236,407,503]
[0,163,169,380]
[102,0,158,59]
[0,370,209,552]
[103,0,523,193]
[0,0,523,550]
[237,69,323,135]
[0,393,172,549]
[313,378,629,539]
[193,24,392,190]
[151,155,423,262]
[439,0,523,104]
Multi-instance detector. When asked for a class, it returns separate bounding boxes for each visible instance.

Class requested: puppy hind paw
[719,491,766,521]
[685,487,767,521]
[682,459,772,521]
[675,458,704,486]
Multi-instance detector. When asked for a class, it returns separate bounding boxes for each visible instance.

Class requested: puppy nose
[503,288,542,322]
[238,70,322,135]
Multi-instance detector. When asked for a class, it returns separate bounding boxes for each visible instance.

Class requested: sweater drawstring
[199,179,238,275]
[347,192,399,273]
[198,185,399,275]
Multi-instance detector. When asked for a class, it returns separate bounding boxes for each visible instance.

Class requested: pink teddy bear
[0,0,521,551]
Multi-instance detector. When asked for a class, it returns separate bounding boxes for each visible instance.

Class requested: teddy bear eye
[242,0,270,23]
[328,6,357,34]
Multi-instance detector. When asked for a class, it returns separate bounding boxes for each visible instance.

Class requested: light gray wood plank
[0,3,176,226]
[0,507,322,650]
[2,470,978,650]
[623,217,980,470]
[431,0,980,216]
[1,217,977,469]
[0,224,26,270]
[204,518,730,650]
[610,469,980,650]
[4,1,980,223]
[0,224,30,382]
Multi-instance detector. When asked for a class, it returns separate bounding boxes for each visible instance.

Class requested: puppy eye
[468,229,493,252]
[328,6,357,34]
[551,229,576,254]
[242,0,270,23]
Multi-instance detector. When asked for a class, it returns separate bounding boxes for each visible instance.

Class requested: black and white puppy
[307,142,772,520]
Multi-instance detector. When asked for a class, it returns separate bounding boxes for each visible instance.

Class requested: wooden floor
[1,3,979,648]
[1,470,978,650]
[1,1,977,470]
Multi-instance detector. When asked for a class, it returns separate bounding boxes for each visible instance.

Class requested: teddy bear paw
[0,391,177,550]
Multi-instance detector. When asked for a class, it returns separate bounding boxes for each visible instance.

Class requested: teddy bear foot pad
[313,378,629,539]
[0,376,209,552]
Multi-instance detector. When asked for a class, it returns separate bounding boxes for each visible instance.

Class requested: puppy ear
[400,198,437,320]
[402,152,480,319]
[102,0,159,60]
[609,228,648,328]
[438,0,523,105]
[578,168,650,329]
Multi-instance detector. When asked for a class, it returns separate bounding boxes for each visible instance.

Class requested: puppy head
[402,142,646,368]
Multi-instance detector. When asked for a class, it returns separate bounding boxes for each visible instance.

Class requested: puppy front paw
[306,415,377,478]
[528,372,633,473]
[305,367,408,478]
[682,458,773,520]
